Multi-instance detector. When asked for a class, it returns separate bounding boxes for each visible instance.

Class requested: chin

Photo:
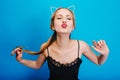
[58,31,71,34]
[56,29,72,34]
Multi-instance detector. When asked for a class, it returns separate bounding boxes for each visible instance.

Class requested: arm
[20,53,46,69]
[80,40,109,65]
[12,45,47,69]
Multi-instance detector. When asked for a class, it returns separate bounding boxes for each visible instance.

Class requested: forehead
[55,9,73,16]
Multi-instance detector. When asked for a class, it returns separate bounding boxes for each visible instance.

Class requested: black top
[46,40,82,80]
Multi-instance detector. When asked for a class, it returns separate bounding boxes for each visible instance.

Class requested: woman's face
[53,9,74,34]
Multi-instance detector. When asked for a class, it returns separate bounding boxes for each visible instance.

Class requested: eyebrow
[56,14,72,17]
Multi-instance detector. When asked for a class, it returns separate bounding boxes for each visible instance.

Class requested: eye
[57,17,62,20]
[67,18,71,20]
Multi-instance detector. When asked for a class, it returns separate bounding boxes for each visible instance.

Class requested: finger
[16,53,18,58]
[16,53,21,61]
[15,48,22,52]
[100,40,103,46]
[96,41,101,48]
[11,50,15,56]
[11,47,22,56]
[16,50,22,54]
[16,46,23,49]
[92,41,98,47]
[93,41,100,48]
[11,48,18,55]
[98,41,102,47]
[102,40,106,44]
[91,45,99,51]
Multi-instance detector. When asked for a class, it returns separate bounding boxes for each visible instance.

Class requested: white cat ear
[68,5,75,13]
[50,6,58,15]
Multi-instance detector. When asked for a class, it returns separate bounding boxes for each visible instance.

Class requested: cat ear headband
[50,5,75,15]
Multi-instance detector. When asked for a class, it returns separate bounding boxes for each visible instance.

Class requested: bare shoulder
[39,42,48,58]
[79,40,88,46]
[40,42,47,50]
[78,40,90,53]
[43,49,48,58]
[71,40,88,48]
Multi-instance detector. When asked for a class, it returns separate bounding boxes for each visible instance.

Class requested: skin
[12,8,109,69]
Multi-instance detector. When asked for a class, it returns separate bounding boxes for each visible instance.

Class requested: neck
[56,33,71,48]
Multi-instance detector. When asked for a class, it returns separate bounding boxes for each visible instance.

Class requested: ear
[52,28,55,30]
[50,6,58,15]
[68,5,75,13]
[51,26,55,30]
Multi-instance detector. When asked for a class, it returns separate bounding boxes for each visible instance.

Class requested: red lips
[61,23,67,28]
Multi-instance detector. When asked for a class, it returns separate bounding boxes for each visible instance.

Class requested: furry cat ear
[68,5,75,13]
[50,6,58,15]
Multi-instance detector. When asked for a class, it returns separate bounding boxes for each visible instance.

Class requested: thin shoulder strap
[77,40,80,57]
[47,48,50,56]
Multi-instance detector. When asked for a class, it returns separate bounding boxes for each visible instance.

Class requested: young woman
[12,8,109,80]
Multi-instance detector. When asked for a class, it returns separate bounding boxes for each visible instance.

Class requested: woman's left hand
[92,40,109,55]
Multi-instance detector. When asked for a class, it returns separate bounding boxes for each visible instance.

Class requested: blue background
[0,0,120,80]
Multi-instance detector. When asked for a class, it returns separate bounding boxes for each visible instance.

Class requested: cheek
[54,20,61,28]
[68,21,74,28]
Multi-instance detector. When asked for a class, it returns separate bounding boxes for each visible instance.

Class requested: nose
[62,19,66,23]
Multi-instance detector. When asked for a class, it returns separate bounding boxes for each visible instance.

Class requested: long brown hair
[22,8,75,55]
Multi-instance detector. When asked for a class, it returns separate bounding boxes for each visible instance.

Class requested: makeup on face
[61,23,67,29]
[53,9,74,33]
[55,14,72,29]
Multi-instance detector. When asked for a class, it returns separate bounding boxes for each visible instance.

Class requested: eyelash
[57,18,71,20]
[67,18,71,20]
[57,18,62,19]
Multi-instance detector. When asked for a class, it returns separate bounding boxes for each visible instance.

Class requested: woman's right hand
[11,47,23,62]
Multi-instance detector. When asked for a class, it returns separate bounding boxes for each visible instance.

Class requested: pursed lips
[61,23,67,28]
